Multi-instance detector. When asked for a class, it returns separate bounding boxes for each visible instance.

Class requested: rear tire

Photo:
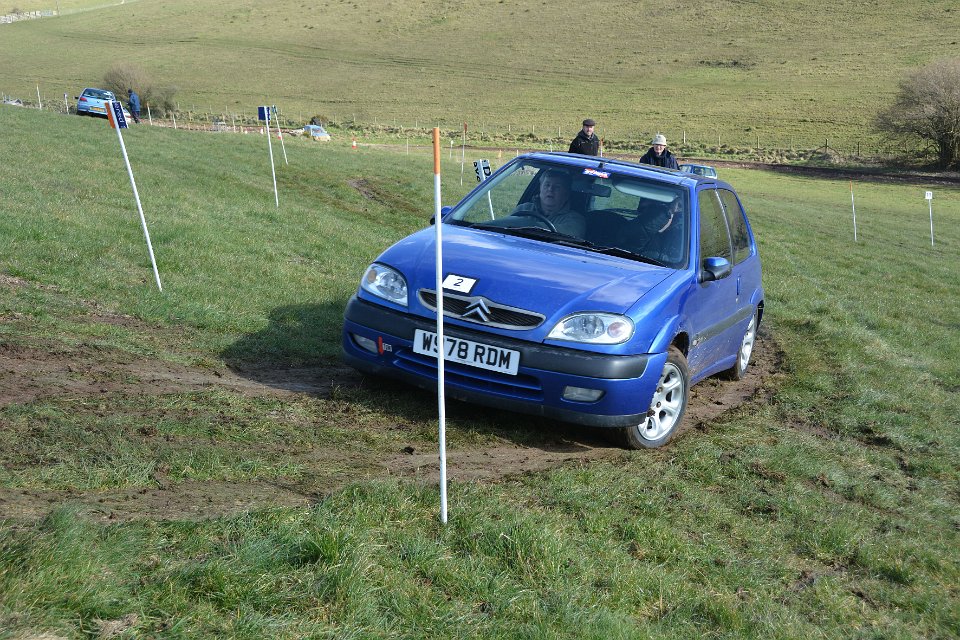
[618,345,689,449]
[723,309,757,381]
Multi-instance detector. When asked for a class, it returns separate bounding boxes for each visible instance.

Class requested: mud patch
[0,318,783,523]
[0,480,318,523]
[0,339,361,407]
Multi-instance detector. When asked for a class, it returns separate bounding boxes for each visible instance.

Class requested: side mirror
[700,256,732,282]
[430,206,453,226]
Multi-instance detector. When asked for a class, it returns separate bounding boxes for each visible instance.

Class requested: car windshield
[83,89,113,100]
[446,159,689,269]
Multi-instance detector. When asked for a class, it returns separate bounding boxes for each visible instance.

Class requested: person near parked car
[127,88,141,123]
[639,134,679,169]
[568,118,600,156]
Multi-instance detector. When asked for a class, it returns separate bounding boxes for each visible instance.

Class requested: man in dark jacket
[568,118,600,156]
[639,134,679,169]
[127,88,141,123]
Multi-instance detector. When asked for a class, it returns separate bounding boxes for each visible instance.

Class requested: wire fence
[4,95,904,163]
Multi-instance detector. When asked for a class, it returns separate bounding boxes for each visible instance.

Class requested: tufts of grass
[0,107,958,638]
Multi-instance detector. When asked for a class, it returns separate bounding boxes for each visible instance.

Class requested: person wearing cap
[639,134,679,169]
[568,118,600,156]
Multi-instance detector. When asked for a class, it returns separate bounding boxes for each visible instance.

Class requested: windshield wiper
[589,244,668,267]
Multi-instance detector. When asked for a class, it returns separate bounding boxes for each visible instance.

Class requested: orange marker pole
[433,128,448,524]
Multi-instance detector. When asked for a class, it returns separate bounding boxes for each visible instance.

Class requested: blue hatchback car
[343,153,763,448]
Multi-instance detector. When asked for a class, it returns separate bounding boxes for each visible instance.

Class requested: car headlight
[360,263,408,306]
[547,313,634,344]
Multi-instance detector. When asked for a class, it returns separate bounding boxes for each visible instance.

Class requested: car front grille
[418,290,544,330]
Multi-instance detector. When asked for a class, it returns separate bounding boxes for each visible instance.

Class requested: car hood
[375,225,677,337]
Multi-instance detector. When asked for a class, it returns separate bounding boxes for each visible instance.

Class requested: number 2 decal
[442,274,477,293]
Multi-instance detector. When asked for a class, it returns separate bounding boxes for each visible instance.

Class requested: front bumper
[342,296,666,428]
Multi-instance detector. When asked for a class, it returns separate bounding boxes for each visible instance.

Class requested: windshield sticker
[442,274,477,293]
[583,168,610,179]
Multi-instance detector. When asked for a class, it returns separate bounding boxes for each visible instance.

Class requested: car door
[685,188,739,379]
[717,186,761,331]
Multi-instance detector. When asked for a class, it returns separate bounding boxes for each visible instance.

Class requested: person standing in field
[568,118,600,156]
[639,134,679,169]
[127,88,141,124]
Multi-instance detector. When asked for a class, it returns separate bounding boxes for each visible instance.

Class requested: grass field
[0,105,958,638]
[2,1,959,154]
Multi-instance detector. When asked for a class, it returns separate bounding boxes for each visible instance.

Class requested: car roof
[525,152,733,190]
[532,152,688,184]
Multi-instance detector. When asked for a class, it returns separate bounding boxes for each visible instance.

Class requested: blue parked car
[679,163,718,178]
[342,153,763,448]
[75,87,130,119]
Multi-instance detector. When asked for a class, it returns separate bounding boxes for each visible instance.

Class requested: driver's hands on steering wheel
[509,210,558,233]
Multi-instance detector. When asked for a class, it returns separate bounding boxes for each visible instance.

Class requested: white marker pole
[108,101,162,291]
[433,128,448,525]
[36,84,42,110]
[850,181,857,242]
[272,105,288,165]
[264,108,279,207]
[460,122,466,186]
[925,191,934,246]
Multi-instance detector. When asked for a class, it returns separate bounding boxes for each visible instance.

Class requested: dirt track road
[0,286,782,523]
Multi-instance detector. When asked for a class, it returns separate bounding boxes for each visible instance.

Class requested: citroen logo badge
[462,298,491,323]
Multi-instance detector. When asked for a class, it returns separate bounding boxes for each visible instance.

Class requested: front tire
[618,345,689,449]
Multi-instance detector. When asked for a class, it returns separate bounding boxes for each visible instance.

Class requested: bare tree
[876,58,960,169]
[103,63,178,116]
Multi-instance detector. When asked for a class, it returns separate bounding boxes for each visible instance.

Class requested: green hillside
[1,101,960,639]
[2,0,958,151]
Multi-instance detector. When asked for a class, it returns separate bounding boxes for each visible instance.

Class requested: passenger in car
[511,169,587,238]
[627,198,685,266]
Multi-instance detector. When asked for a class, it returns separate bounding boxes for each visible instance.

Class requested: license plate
[90,106,105,113]
[413,329,519,375]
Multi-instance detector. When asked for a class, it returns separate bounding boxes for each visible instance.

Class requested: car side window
[698,189,732,263]
[717,189,752,265]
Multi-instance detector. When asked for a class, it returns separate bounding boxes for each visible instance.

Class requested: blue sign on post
[257,106,269,121]
[108,100,128,129]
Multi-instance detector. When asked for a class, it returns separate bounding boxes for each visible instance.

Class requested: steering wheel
[511,211,558,233]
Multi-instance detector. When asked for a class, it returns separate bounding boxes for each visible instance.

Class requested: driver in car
[511,169,586,238]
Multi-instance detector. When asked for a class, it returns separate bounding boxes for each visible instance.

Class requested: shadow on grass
[221,302,613,451]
